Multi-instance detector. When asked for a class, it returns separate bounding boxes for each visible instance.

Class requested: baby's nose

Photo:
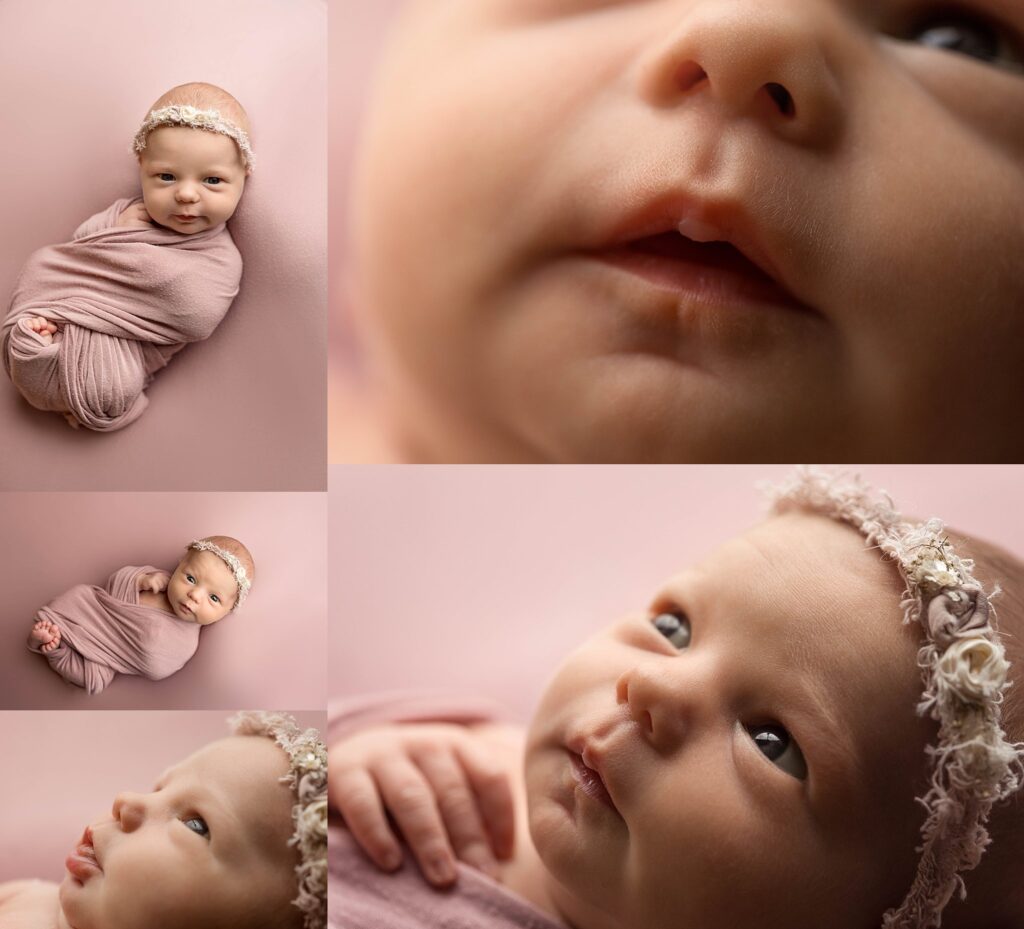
[617,664,690,753]
[175,185,201,202]
[112,791,147,831]
[635,0,845,148]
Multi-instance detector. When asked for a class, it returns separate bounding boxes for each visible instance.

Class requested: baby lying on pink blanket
[0,712,327,929]
[2,81,252,431]
[329,471,1024,929]
[26,536,254,695]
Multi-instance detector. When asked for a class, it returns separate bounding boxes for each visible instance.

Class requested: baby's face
[139,126,246,235]
[59,736,297,929]
[354,0,1024,461]
[166,549,237,623]
[524,513,936,929]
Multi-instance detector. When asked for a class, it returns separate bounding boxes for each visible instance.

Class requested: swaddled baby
[2,81,252,432]
[329,471,1024,929]
[26,536,253,695]
[0,711,327,929]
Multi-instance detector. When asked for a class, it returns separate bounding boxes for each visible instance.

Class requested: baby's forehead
[141,126,244,167]
[180,548,235,582]
[667,513,918,686]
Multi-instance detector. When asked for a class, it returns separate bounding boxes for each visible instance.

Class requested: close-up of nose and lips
[338,0,1024,463]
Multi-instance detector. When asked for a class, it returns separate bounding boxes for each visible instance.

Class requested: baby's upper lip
[566,710,633,814]
[590,189,814,310]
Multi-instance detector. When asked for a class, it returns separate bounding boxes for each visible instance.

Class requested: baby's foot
[24,316,58,345]
[28,619,61,653]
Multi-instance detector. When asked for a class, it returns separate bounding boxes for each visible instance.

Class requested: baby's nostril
[675,60,708,93]
[765,82,796,117]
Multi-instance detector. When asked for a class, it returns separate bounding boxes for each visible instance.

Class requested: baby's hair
[195,534,256,586]
[145,81,251,136]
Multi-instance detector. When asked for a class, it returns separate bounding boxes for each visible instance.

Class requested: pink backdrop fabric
[1,492,327,709]
[329,465,1024,723]
[0,710,325,881]
[0,0,326,490]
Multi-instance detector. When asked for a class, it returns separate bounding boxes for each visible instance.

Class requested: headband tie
[132,104,256,172]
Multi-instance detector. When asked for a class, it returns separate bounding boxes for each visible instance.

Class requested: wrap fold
[2,198,242,431]
[28,565,201,695]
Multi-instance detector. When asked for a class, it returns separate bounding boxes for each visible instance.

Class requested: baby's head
[167,536,255,624]
[524,471,1024,929]
[59,712,327,929]
[133,82,253,236]
[351,1,1024,461]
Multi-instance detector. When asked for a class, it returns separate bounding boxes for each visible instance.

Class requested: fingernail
[427,856,456,885]
[381,849,401,870]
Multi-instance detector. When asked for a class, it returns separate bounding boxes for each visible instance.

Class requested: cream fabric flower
[938,637,1010,705]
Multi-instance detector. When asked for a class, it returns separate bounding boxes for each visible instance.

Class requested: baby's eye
[204,176,222,185]
[210,594,220,604]
[186,574,195,584]
[746,724,808,780]
[181,816,210,839]
[158,173,175,182]
[651,611,691,649]
[908,8,1023,69]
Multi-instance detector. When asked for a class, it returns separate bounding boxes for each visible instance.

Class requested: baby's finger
[456,738,516,861]
[413,745,498,878]
[331,766,403,872]
[374,755,457,887]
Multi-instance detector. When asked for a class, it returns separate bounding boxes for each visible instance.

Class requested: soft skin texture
[157,549,239,624]
[352,0,1024,462]
[57,736,299,929]
[133,127,247,235]
[521,513,937,928]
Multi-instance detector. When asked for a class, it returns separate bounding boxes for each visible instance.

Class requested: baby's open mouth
[66,826,102,881]
[594,230,810,312]
[568,750,620,815]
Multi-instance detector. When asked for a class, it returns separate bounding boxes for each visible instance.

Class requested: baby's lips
[591,188,817,312]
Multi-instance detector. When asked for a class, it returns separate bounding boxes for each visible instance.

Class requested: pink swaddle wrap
[2,197,242,431]
[28,565,201,695]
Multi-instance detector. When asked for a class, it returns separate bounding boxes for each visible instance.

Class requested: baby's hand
[24,316,58,344]
[116,202,154,228]
[138,571,170,594]
[329,723,515,887]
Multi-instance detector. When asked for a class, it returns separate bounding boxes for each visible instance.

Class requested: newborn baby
[329,471,1024,929]
[0,711,327,929]
[2,81,252,431]
[347,1,1024,462]
[26,536,254,695]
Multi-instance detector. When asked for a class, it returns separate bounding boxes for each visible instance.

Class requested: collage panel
[0,710,326,928]
[0,490,327,710]
[327,464,1024,928]
[0,0,326,490]
[329,2,1024,465]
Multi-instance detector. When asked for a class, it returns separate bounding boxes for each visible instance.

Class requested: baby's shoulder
[0,880,60,927]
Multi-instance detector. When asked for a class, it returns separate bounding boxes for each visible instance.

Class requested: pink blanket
[28,565,201,695]
[2,198,242,431]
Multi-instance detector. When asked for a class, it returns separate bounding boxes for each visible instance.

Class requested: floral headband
[768,469,1024,929]
[132,104,256,173]
[230,712,327,929]
[189,539,251,610]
